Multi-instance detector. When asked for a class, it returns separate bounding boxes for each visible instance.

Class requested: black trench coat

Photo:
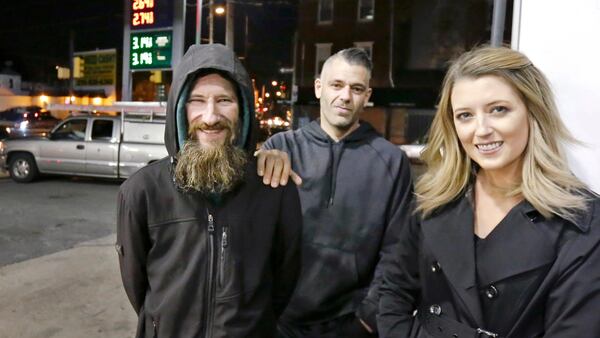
[378,194,600,338]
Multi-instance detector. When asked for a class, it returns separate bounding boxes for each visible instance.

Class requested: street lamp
[196,1,227,44]
[215,6,225,15]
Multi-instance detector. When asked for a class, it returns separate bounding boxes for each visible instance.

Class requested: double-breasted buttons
[429,304,442,316]
[484,285,499,299]
[431,261,441,273]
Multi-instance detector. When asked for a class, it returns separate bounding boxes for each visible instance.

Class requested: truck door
[38,118,88,173]
[86,118,118,176]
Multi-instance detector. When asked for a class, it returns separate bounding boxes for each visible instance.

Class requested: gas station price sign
[131,0,173,30]
[130,30,172,70]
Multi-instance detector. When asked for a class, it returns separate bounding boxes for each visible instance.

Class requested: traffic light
[73,56,85,78]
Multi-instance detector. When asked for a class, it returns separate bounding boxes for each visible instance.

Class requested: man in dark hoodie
[261,48,414,337]
[116,44,302,338]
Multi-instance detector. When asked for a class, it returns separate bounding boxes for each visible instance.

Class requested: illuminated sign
[74,49,117,87]
[130,30,172,70]
[131,0,173,30]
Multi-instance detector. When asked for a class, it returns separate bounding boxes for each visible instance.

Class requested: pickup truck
[0,109,167,183]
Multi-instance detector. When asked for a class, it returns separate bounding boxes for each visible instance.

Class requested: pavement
[0,234,137,338]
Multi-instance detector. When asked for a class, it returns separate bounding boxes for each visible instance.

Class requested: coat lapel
[422,196,484,326]
[475,201,556,286]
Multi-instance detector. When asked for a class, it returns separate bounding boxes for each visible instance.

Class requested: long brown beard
[174,140,247,194]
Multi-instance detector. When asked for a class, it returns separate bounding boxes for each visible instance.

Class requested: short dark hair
[327,47,373,74]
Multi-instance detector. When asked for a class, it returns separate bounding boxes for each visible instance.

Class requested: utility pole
[491,0,507,46]
[121,0,131,101]
[196,0,204,44]
[244,14,249,59]
[209,0,214,43]
[225,0,234,48]
[69,30,74,97]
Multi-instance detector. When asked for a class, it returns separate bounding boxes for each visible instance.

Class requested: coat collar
[520,193,595,234]
[474,200,556,286]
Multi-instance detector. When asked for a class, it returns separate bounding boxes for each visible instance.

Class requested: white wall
[0,74,22,94]
[0,96,32,111]
[513,0,600,193]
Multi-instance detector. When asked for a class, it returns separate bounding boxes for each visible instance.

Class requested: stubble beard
[323,96,361,132]
[323,108,359,135]
[174,122,247,194]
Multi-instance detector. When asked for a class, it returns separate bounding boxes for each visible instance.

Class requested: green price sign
[130,30,172,70]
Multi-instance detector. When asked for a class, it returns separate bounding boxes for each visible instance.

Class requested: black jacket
[116,44,303,338]
[263,120,413,330]
[378,193,600,338]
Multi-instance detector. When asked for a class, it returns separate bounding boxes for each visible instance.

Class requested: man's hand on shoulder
[254,149,302,188]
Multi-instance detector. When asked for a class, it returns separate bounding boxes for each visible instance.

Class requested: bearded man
[116,44,302,338]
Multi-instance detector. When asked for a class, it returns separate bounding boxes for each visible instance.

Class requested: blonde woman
[378,46,600,337]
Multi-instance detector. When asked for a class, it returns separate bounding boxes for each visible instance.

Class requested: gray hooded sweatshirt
[116,44,302,338]
[263,120,414,331]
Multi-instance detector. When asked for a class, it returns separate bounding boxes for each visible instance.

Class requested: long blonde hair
[416,46,589,222]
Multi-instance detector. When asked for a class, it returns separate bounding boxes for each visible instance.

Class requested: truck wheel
[9,153,39,183]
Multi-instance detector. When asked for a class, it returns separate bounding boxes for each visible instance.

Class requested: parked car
[399,143,425,163]
[0,126,10,140]
[0,114,167,182]
[0,106,60,137]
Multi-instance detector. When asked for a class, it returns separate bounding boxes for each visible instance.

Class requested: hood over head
[165,44,256,157]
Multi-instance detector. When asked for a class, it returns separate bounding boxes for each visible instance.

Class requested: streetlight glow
[215,6,225,15]
[271,80,278,86]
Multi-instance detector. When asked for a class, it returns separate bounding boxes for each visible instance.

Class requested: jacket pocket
[218,225,229,289]
[216,225,243,300]
[289,243,359,314]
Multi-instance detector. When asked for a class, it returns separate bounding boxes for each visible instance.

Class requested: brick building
[291,0,509,144]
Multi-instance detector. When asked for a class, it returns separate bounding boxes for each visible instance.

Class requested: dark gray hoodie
[117,44,302,338]
[264,120,414,331]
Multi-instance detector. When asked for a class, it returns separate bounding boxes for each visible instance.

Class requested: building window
[9,79,14,89]
[354,41,373,59]
[358,0,374,21]
[315,43,332,77]
[318,0,333,24]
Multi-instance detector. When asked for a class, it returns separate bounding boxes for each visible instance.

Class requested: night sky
[0,0,297,90]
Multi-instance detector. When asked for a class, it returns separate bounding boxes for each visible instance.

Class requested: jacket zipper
[152,319,158,338]
[219,225,229,288]
[205,211,216,338]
